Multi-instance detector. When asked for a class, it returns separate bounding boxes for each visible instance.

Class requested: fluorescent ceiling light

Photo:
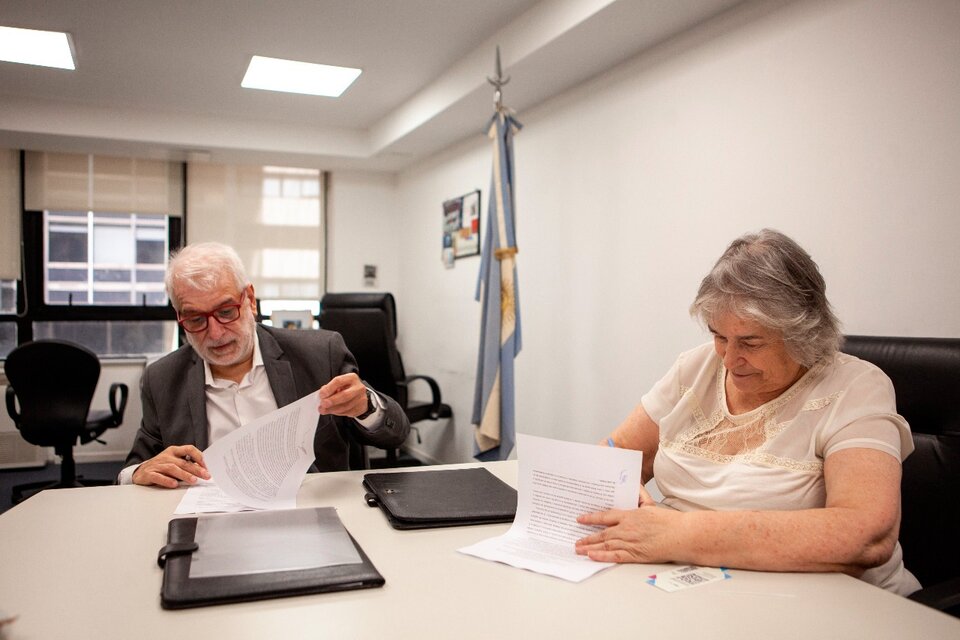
[241,55,361,97]
[0,25,76,70]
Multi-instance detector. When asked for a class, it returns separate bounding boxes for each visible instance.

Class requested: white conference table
[1,461,958,640]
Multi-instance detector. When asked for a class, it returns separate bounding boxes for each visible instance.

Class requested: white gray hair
[690,229,841,367]
[165,242,249,311]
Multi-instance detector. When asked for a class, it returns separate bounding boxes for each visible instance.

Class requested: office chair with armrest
[4,339,129,503]
[320,292,452,468]
[841,336,960,617]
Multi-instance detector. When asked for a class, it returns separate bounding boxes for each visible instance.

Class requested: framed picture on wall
[442,189,481,262]
[271,309,315,330]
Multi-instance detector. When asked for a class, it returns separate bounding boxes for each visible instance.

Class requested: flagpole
[487,45,510,115]
[473,47,523,461]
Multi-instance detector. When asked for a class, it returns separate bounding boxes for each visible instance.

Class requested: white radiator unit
[0,431,48,469]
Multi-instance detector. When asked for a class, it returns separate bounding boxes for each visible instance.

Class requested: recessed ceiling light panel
[241,55,361,97]
[0,25,76,70]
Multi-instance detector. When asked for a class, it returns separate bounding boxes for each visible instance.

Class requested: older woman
[575,229,920,595]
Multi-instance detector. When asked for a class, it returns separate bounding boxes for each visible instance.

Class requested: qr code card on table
[647,565,731,592]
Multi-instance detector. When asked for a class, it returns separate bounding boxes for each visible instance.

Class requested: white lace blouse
[642,342,920,595]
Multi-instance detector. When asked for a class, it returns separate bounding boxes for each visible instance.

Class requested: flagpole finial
[487,46,510,112]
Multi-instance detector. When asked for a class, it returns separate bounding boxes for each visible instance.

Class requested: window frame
[21,208,182,322]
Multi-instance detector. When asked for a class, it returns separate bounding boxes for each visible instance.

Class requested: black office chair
[5,339,129,503]
[841,336,960,616]
[320,292,452,468]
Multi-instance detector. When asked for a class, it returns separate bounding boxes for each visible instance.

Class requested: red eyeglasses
[177,291,247,333]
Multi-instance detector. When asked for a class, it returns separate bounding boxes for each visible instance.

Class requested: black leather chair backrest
[5,339,101,449]
[841,336,960,588]
[319,293,407,407]
[320,292,452,469]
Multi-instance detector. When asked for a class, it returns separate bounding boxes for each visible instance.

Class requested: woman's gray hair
[690,229,841,367]
[165,242,249,311]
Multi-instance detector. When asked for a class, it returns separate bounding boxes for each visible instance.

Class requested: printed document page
[459,433,642,582]
[174,479,251,515]
[200,392,319,511]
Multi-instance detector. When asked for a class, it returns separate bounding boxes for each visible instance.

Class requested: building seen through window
[44,210,169,306]
[0,280,15,357]
[27,210,178,357]
[32,320,177,358]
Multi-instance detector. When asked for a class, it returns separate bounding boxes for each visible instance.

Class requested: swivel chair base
[11,450,115,504]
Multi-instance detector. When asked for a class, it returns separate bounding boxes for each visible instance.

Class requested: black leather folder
[157,507,384,609]
[362,467,517,530]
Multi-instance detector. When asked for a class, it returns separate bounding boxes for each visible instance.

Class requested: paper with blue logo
[459,433,642,582]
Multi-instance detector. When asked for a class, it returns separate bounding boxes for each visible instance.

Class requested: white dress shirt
[203,332,278,445]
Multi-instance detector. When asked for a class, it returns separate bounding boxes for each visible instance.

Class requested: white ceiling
[0,0,745,172]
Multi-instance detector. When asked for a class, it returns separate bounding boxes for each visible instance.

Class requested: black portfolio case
[157,507,384,609]
[362,467,517,530]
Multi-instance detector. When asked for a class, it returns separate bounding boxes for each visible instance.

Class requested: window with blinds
[23,151,182,308]
[10,151,184,357]
[187,163,324,322]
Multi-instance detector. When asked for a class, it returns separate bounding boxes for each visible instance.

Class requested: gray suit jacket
[125,324,410,471]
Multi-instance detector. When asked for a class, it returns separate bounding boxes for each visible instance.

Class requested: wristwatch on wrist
[356,387,377,420]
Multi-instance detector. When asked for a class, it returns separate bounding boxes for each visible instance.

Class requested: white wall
[325,171,401,293]
[394,144,491,463]
[392,0,960,464]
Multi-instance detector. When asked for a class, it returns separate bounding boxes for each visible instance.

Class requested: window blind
[0,149,22,280]
[23,151,183,216]
[186,163,323,300]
